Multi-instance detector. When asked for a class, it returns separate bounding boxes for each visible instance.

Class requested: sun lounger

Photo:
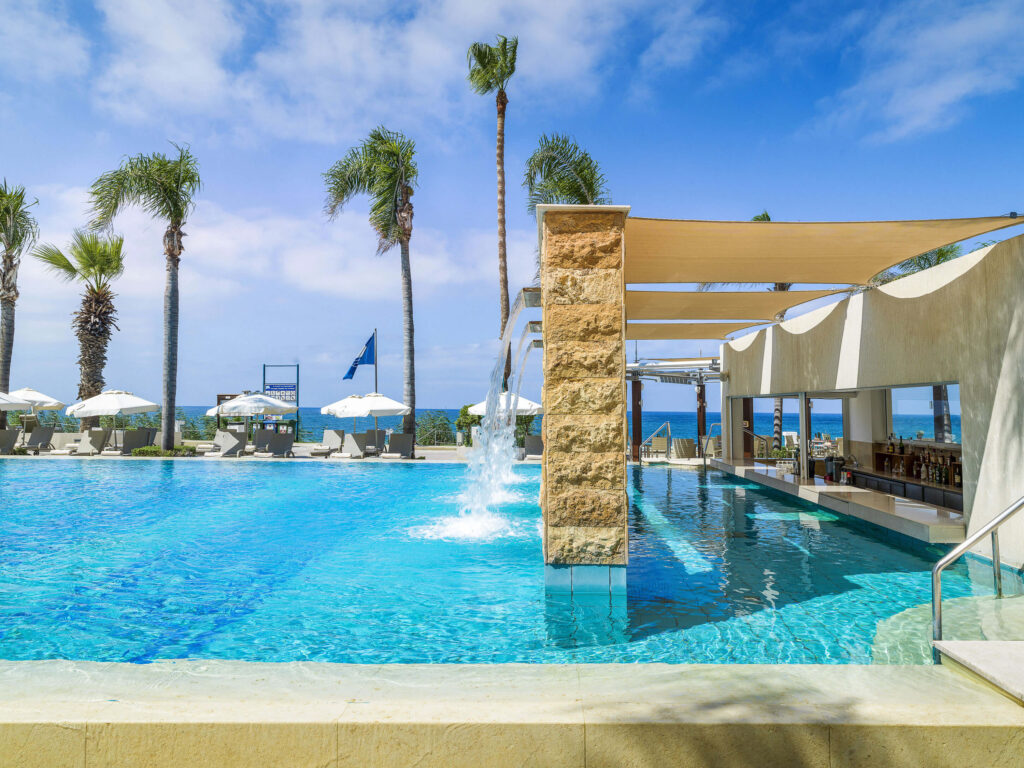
[363,429,387,455]
[244,429,275,455]
[50,429,109,456]
[523,434,543,460]
[0,429,18,455]
[48,432,83,454]
[672,438,696,459]
[254,433,295,458]
[202,430,247,458]
[101,429,152,456]
[152,431,182,448]
[330,433,367,459]
[381,433,414,459]
[310,429,345,457]
[23,426,54,454]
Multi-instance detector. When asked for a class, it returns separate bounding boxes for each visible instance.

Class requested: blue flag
[343,333,376,380]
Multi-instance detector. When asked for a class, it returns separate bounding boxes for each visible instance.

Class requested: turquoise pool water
[0,460,997,663]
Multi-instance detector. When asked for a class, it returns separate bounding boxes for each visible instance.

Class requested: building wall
[540,208,629,567]
[720,235,1024,566]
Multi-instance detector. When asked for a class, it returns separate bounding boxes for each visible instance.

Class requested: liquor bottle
[884,456,891,473]
[954,464,961,488]
[899,435,904,454]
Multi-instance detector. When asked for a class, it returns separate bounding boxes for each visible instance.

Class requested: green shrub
[416,411,455,446]
[11,446,28,456]
[455,405,482,446]
[132,445,196,457]
[770,448,792,459]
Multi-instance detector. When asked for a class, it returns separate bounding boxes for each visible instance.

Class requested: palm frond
[467,35,517,94]
[869,244,962,286]
[324,126,418,254]
[33,229,126,290]
[523,133,610,215]
[0,179,40,257]
[89,144,201,229]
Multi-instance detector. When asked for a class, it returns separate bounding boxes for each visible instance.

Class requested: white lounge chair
[202,430,247,458]
[52,429,109,456]
[381,433,414,459]
[329,433,367,459]
[364,429,386,455]
[310,429,345,457]
[101,429,152,456]
[244,429,275,455]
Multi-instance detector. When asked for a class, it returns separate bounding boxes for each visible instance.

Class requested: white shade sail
[321,393,410,419]
[0,392,32,412]
[469,393,543,416]
[206,393,298,417]
[67,390,159,418]
[7,387,65,411]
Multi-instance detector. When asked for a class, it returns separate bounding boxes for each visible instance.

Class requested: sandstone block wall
[541,210,628,566]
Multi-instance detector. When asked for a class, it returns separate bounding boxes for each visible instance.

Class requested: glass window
[891,384,960,443]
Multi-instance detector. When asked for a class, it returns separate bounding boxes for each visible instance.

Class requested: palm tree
[0,181,39,429]
[324,126,418,436]
[523,133,611,215]
[468,34,518,387]
[871,243,962,442]
[89,144,201,450]
[33,230,126,426]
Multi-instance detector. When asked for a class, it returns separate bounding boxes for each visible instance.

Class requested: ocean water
[0,459,999,664]
[174,407,961,444]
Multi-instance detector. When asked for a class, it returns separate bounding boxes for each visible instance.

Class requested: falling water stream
[413,295,536,540]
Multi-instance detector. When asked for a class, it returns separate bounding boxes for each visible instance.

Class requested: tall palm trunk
[0,296,14,430]
[773,397,783,451]
[399,238,416,440]
[496,89,511,389]
[161,225,183,450]
[933,384,952,442]
[74,285,117,430]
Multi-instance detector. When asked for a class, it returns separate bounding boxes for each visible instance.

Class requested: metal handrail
[639,421,672,460]
[702,423,723,468]
[931,492,1024,660]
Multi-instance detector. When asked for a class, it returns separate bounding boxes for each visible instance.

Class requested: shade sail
[8,387,64,411]
[469,393,543,416]
[321,393,410,419]
[67,390,159,418]
[624,215,1024,284]
[626,289,838,321]
[206,393,297,417]
[626,322,760,340]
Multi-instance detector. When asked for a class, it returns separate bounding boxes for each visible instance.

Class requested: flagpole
[373,328,379,438]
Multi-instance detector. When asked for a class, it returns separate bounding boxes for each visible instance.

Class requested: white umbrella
[66,390,159,418]
[321,393,410,434]
[206,393,297,417]
[321,393,410,418]
[469,393,543,416]
[0,392,31,412]
[8,387,64,414]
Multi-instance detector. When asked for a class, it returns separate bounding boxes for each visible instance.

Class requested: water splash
[413,298,535,541]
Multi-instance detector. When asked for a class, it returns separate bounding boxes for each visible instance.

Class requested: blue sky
[1,0,1022,411]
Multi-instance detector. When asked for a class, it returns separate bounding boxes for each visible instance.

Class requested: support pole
[696,379,707,458]
[741,397,754,459]
[798,392,810,480]
[631,378,642,461]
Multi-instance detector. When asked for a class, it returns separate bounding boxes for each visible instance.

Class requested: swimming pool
[0,460,1004,663]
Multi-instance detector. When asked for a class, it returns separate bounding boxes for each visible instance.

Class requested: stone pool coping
[3,660,1022,767]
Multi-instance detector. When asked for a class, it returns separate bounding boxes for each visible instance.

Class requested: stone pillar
[539,206,630,594]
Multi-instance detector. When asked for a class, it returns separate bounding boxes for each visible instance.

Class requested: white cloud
[637,2,726,77]
[0,0,89,82]
[818,0,1024,141]
[33,0,721,143]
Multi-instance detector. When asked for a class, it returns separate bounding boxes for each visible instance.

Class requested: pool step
[935,640,1024,705]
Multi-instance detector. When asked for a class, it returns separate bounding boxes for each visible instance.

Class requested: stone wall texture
[541,209,628,566]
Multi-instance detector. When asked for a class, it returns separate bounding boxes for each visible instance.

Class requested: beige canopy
[626,289,838,321]
[624,215,1023,284]
[626,322,760,340]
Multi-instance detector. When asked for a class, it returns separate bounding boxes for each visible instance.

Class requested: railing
[931,492,1024,661]
[740,427,772,459]
[701,423,723,468]
[639,421,671,461]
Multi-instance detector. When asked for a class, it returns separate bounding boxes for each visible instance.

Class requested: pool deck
[2,660,1022,767]
[709,459,966,544]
